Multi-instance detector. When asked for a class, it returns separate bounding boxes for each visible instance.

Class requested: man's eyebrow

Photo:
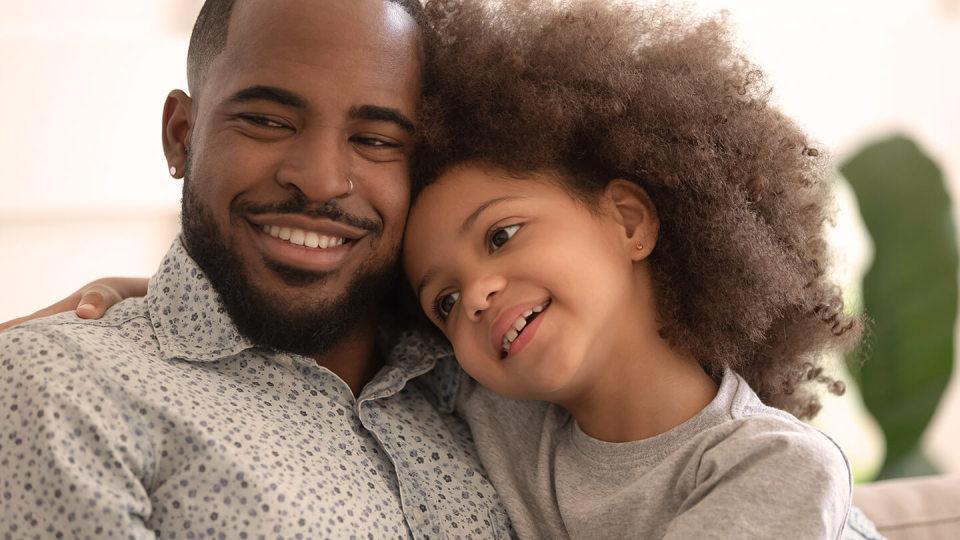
[458,196,524,235]
[349,105,416,134]
[227,85,308,109]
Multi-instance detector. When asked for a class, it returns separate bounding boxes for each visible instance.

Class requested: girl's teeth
[532,304,544,313]
[513,317,526,331]
[506,328,519,341]
[522,309,533,318]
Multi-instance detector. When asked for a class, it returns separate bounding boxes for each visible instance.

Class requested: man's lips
[246,216,366,274]
[490,299,551,358]
[246,214,368,241]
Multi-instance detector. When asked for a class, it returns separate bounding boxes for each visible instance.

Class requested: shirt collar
[378,326,461,413]
[147,238,463,413]
[147,237,257,363]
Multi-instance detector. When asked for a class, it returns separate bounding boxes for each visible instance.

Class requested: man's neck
[309,317,384,397]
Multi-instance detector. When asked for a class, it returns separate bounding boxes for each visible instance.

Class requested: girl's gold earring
[636,241,644,252]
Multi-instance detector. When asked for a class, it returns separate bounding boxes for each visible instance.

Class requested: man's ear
[162,90,193,179]
[602,179,660,261]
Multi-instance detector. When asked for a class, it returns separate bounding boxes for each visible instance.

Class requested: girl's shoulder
[698,369,852,498]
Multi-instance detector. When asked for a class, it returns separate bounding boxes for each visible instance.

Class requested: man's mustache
[238,194,382,234]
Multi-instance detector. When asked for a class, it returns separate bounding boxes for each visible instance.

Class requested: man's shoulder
[0,297,157,375]
[7,296,150,334]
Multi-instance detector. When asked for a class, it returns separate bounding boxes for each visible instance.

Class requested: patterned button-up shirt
[0,238,511,539]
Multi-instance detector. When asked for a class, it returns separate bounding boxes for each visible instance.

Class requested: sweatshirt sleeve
[664,421,852,540]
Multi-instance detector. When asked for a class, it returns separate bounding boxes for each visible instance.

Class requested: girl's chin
[498,367,581,402]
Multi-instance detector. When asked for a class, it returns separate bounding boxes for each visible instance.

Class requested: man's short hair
[186,0,425,94]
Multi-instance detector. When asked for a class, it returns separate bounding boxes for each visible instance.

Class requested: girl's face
[403,164,654,402]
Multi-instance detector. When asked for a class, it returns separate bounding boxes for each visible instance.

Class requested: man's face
[175,0,421,355]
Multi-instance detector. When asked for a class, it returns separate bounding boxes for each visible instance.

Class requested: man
[0,0,510,537]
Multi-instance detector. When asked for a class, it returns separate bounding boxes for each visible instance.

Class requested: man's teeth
[501,300,550,354]
[262,225,346,249]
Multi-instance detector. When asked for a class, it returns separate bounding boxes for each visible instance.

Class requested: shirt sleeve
[663,424,852,540]
[0,327,156,539]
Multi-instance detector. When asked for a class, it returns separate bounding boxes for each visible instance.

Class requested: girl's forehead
[413,165,555,208]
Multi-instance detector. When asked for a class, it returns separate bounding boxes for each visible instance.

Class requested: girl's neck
[563,345,718,442]
[559,270,719,443]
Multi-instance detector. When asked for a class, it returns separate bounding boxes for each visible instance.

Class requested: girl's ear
[602,179,659,261]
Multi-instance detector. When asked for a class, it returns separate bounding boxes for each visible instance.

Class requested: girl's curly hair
[413,0,862,419]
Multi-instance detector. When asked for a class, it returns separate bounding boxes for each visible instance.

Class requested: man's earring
[169,166,178,177]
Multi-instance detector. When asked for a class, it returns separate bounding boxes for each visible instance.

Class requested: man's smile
[246,215,367,274]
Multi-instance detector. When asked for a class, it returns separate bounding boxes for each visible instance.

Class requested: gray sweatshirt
[458,368,852,539]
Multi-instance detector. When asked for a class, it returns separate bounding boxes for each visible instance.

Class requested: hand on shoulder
[0,277,148,332]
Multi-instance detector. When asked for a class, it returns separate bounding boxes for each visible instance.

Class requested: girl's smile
[493,298,551,359]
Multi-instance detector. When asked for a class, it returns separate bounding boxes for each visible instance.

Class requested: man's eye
[489,224,521,251]
[238,114,289,129]
[433,291,461,321]
[351,136,400,148]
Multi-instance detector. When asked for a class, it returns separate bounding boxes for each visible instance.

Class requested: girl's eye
[434,291,461,321]
[489,224,521,250]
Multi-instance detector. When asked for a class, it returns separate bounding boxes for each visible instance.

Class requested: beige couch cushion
[854,475,960,539]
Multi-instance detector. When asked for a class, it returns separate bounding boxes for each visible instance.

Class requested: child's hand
[0,277,149,331]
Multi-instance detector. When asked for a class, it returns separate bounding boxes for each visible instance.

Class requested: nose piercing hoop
[346,177,355,195]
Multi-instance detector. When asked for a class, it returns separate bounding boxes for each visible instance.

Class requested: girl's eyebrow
[417,195,527,304]
[458,196,526,235]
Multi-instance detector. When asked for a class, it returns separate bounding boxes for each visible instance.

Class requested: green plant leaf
[841,135,956,480]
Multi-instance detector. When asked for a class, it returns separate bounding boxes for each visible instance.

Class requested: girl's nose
[463,275,507,322]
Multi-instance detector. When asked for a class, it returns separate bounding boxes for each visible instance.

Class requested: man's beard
[179,170,399,357]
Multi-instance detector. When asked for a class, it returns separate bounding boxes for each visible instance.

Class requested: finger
[76,284,123,319]
[76,293,104,319]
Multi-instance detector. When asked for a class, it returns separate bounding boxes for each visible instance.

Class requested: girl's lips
[489,299,551,358]
[501,306,547,360]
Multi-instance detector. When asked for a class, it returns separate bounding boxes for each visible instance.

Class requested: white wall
[0,0,958,477]
[0,0,198,313]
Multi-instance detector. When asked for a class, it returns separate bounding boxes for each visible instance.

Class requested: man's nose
[463,275,508,322]
[275,129,352,202]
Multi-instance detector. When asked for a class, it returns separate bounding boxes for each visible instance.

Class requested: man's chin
[222,260,396,357]
[262,257,335,288]
[180,181,397,356]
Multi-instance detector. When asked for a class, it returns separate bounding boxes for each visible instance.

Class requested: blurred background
[0,0,958,482]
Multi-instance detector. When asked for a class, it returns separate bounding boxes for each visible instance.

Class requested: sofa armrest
[854,475,960,539]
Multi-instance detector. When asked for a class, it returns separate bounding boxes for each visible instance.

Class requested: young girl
[402,0,859,537]
[7,0,864,537]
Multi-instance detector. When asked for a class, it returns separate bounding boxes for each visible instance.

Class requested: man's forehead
[205,0,421,106]
[227,0,417,61]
